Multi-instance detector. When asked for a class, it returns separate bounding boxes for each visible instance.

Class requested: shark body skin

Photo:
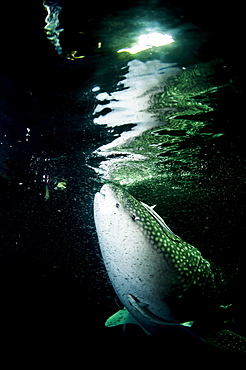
[94,184,215,335]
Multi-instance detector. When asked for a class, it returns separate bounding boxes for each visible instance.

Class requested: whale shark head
[94,184,215,334]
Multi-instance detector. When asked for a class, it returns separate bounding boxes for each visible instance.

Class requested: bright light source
[118,32,174,54]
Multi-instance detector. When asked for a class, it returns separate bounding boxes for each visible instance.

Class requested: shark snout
[99,184,111,196]
[94,184,116,215]
[95,184,110,202]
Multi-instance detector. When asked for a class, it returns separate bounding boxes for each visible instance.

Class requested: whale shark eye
[131,213,140,221]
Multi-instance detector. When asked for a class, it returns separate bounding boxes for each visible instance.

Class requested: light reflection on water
[91,58,230,187]
[92,59,180,153]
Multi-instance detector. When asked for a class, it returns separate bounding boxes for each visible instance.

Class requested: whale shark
[94,184,216,336]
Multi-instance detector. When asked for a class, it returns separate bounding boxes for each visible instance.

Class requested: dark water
[0,0,245,355]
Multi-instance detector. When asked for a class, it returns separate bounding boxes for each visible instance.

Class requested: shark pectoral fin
[205,329,246,354]
[105,308,137,327]
[179,321,194,327]
[105,308,151,335]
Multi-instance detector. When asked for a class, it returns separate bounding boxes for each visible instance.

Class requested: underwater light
[118,32,174,54]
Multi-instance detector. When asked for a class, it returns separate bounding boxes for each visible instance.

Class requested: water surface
[0,1,245,353]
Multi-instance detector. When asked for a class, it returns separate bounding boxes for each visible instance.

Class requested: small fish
[94,184,215,336]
